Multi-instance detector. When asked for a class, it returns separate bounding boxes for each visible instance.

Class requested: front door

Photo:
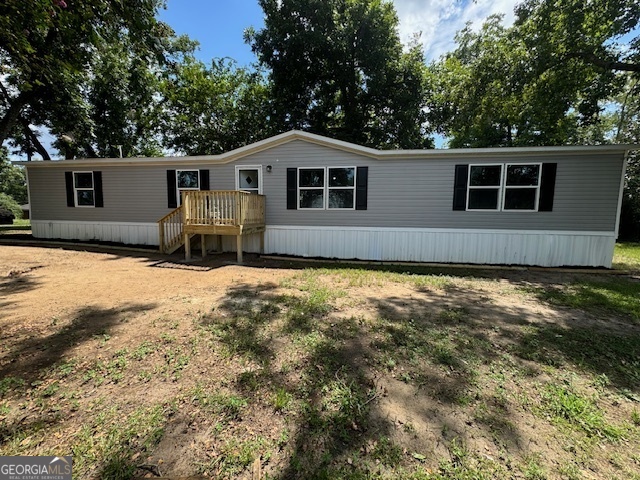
[236,166,262,194]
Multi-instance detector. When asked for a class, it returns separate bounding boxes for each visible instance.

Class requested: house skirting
[31,221,616,267]
[32,220,159,246]
[262,226,616,267]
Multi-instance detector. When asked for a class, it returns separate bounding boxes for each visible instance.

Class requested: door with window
[236,166,262,194]
[176,170,200,206]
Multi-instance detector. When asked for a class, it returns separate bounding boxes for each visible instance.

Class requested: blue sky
[158,0,265,66]
[158,0,522,65]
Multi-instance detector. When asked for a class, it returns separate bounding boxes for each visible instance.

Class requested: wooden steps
[157,191,266,263]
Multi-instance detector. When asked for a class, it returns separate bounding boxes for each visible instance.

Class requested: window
[328,167,355,209]
[467,165,502,210]
[298,167,356,209]
[73,172,95,207]
[176,170,200,205]
[453,163,554,212]
[503,164,541,211]
[298,168,325,209]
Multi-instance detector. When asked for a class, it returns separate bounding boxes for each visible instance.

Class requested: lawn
[614,242,640,272]
[1,246,639,479]
[0,219,30,232]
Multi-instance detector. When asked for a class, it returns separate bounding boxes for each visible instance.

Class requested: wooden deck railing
[158,205,184,254]
[182,190,265,227]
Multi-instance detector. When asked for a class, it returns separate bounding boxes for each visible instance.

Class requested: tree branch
[569,51,640,73]
[19,118,51,160]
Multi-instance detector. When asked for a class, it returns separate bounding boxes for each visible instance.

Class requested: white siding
[32,220,158,246]
[31,222,616,267]
[263,226,616,267]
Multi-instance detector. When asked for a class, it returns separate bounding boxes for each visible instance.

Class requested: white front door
[236,166,262,194]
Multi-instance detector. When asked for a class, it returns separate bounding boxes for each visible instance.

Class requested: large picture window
[298,167,356,209]
[73,171,95,207]
[466,163,542,211]
[176,170,200,205]
[453,162,554,213]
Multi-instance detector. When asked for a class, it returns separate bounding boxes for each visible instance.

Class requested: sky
[159,0,520,65]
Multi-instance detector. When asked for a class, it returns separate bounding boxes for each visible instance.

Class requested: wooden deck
[158,190,265,262]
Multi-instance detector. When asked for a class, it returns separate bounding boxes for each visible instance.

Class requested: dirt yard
[0,245,639,479]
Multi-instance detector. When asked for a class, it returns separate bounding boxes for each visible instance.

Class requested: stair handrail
[158,205,184,253]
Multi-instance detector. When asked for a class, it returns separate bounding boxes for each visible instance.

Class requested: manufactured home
[20,131,631,267]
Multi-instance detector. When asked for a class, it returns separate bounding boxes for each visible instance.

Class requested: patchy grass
[539,383,627,440]
[614,242,640,271]
[515,325,640,390]
[71,403,168,479]
[521,277,640,322]
[2,255,640,479]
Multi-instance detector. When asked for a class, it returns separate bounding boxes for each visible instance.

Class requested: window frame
[466,164,504,212]
[235,165,263,194]
[327,166,356,210]
[465,163,544,212]
[502,163,542,212]
[297,167,358,210]
[73,171,95,208]
[176,169,200,206]
[298,167,327,210]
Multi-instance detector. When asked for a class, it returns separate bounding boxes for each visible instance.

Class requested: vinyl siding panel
[233,140,623,232]
[27,139,623,232]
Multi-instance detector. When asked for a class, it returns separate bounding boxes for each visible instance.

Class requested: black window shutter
[65,172,75,207]
[93,171,104,207]
[199,169,210,190]
[355,166,368,210]
[286,168,297,210]
[167,170,177,208]
[453,164,469,211]
[539,163,557,212]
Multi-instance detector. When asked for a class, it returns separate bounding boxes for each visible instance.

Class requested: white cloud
[392,0,520,61]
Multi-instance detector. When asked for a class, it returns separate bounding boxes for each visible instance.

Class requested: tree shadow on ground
[0,302,158,463]
[0,303,157,385]
[190,271,640,477]
[196,283,395,478]
[0,271,42,320]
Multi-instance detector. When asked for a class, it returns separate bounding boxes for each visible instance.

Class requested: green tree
[160,52,273,156]
[515,0,639,75]
[430,0,638,149]
[0,146,27,205]
[513,0,637,125]
[612,77,640,239]
[246,0,432,149]
[0,0,168,158]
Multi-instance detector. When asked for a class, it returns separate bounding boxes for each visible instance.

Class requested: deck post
[158,223,165,253]
[185,233,191,261]
[236,235,243,263]
[201,234,206,259]
[215,235,222,253]
[260,231,265,255]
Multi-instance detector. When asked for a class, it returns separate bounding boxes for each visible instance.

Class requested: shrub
[0,193,22,220]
